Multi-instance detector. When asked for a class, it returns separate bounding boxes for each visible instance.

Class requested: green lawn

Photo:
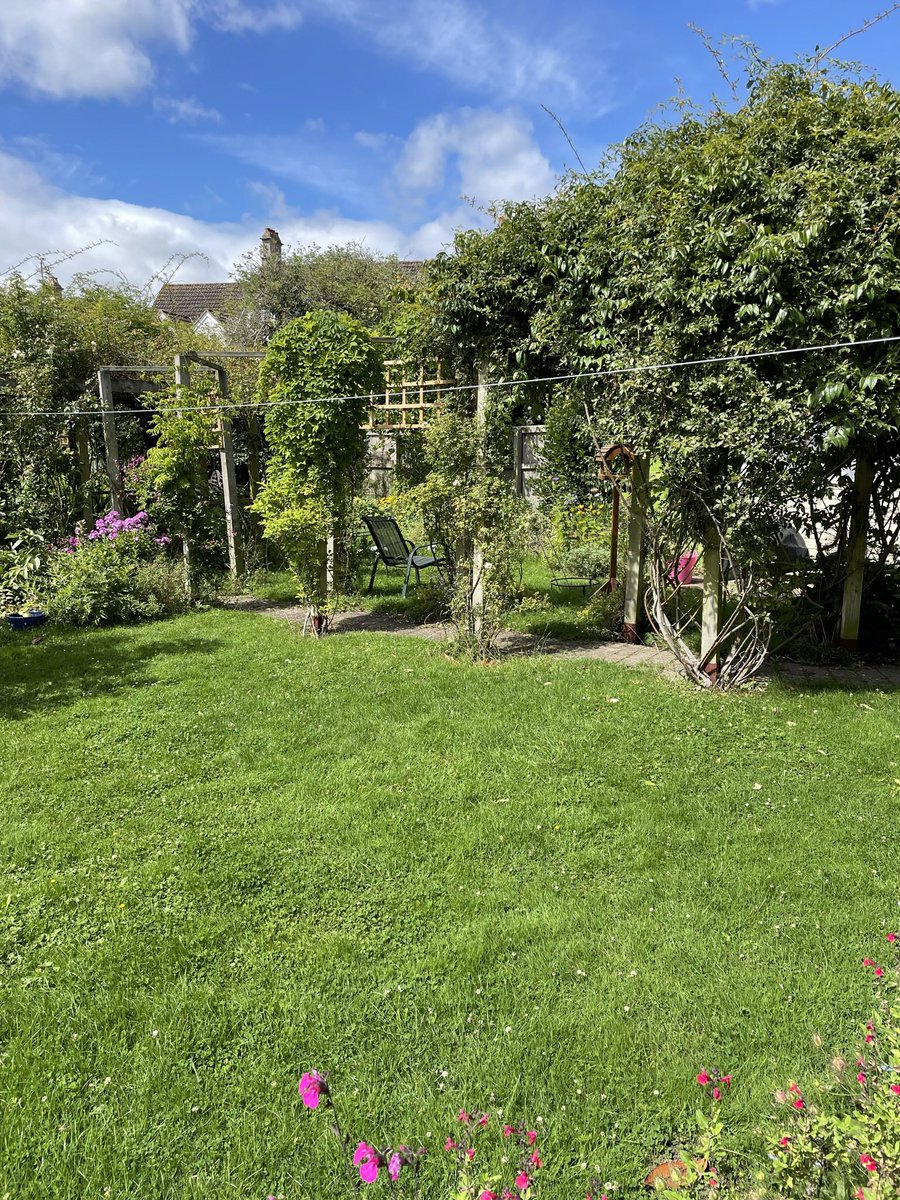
[1,610,898,1199]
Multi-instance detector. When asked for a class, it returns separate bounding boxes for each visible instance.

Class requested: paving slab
[219,598,900,688]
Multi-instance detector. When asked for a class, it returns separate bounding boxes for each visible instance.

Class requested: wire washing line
[2,332,900,418]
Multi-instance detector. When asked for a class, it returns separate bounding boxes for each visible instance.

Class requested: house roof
[152,282,242,324]
[395,260,425,284]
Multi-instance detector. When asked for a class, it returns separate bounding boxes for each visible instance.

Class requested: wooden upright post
[97,369,124,513]
[471,366,488,641]
[75,418,94,524]
[839,454,874,651]
[622,455,649,642]
[174,355,194,596]
[700,519,722,683]
[215,368,245,581]
[608,486,621,592]
[512,425,524,498]
[246,412,262,500]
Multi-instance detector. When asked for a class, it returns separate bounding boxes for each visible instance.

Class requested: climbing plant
[410,53,900,574]
[252,310,384,628]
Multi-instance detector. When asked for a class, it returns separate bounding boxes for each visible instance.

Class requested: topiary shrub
[252,310,384,630]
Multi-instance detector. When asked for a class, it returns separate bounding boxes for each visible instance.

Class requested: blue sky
[1,1,900,289]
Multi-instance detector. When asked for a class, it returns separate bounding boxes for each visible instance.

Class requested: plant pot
[6,610,47,631]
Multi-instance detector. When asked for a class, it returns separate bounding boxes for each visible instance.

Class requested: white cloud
[0,0,606,110]
[202,0,303,32]
[0,149,462,292]
[155,97,223,124]
[328,0,595,107]
[397,108,558,207]
[0,1,303,99]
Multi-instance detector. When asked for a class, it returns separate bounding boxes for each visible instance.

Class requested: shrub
[46,510,187,626]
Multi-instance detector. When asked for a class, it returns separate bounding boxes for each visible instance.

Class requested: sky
[1,0,900,292]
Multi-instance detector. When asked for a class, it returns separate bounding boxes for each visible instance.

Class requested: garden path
[220,597,900,689]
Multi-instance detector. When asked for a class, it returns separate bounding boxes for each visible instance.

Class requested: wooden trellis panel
[365,360,452,430]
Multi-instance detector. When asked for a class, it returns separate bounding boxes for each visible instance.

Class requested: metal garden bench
[362,514,448,597]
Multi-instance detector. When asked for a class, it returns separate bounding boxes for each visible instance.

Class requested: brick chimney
[261,227,282,262]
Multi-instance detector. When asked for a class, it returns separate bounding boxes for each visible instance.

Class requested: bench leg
[367,557,379,594]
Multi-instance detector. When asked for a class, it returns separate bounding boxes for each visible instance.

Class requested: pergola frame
[93,356,873,666]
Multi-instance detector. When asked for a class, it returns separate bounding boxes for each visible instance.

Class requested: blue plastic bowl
[6,611,47,631]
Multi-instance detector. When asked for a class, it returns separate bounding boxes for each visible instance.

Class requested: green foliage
[655,951,900,1199]
[0,276,212,539]
[408,55,900,574]
[136,380,226,577]
[232,241,419,341]
[412,402,529,655]
[47,529,187,626]
[0,526,47,611]
[252,310,383,610]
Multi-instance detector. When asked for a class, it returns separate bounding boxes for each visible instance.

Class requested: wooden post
[608,486,620,592]
[512,425,524,498]
[622,455,649,642]
[75,418,94,524]
[471,366,488,641]
[215,368,245,581]
[97,369,124,513]
[246,412,262,501]
[700,519,722,683]
[174,355,194,596]
[839,454,874,650]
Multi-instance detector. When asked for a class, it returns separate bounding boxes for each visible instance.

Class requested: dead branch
[813,3,900,65]
[541,104,588,174]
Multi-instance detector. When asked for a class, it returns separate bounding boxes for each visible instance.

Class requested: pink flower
[526,1130,537,1145]
[530,1151,542,1168]
[788,1083,802,1095]
[515,1172,530,1190]
[720,1074,732,1087]
[388,1153,402,1182]
[466,1148,475,1162]
[478,1114,489,1127]
[859,1153,878,1173]
[779,1137,791,1147]
[792,1098,805,1110]
[865,1034,874,1044]
[696,1071,709,1086]
[479,1192,497,1200]
[874,967,884,978]
[890,1084,900,1095]
[887,933,897,943]
[863,958,874,967]
[353,1142,379,1184]
[857,1072,867,1085]
[502,1125,514,1138]
[444,1138,457,1152]
[298,1072,322,1109]
[712,1087,722,1101]
[458,1109,470,1123]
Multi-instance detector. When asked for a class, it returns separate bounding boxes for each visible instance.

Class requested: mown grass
[1,610,897,1199]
